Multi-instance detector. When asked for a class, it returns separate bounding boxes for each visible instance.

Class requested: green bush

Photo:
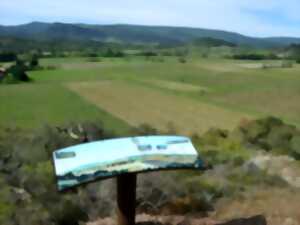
[0,73,19,84]
[29,54,39,69]
[132,123,158,135]
[290,136,300,159]
[200,128,228,146]
[7,60,30,82]
[51,200,88,225]
[178,57,187,63]
[0,180,15,224]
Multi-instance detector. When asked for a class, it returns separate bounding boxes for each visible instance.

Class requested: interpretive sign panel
[53,136,203,191]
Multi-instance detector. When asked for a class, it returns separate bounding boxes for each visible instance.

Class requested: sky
[1,0,300,37]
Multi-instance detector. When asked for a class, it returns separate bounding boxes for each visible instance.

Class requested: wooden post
[117,173,137,225]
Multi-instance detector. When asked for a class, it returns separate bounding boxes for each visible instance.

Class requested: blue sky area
[1,0,300,37]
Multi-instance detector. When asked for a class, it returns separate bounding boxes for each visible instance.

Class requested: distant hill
[1,22,300,48]
[191,37,236,47]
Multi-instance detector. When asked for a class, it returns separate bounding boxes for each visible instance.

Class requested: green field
[1,56,300,134]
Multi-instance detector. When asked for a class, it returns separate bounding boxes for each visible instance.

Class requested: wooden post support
[117,173,137,225]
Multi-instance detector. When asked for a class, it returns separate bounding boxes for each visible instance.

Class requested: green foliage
[201,144,250,167]
[239,117,282,146]
[7,60,30,82]
[0,179,15,224]
[0,202,14,224]
[102,48,125,58]
[192,37,236,47]
[139,51,158,57]
[196,128,251,166]
[132,123,158,135]
[53,200,88,225]
[233,53,268,60]
[0,52,17,62]
[0,122,120,225]
[13,202,53,225]
[235,117,300,160]
[29,54,39,69]
[199,128,228,146]
[290,136,300,159]
[0,73,19,84]
[178,57,187,63]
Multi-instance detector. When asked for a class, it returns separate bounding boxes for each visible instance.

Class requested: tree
[29,54,39,69]
[103,48,115,57]
[0,52,17,62]
[7,59,30,82]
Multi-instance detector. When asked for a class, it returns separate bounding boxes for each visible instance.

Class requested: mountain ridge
[1,22,300,48]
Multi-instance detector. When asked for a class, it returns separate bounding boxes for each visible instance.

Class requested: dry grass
[214,188,300,225]
[87,214,218,225]
[66,81,251,135]
[212,87,300,124]
[194,61,243,73]
[143,79,211,93]
[237,63,263,69]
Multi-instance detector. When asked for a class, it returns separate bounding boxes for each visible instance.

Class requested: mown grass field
[1,56,300,134]
[66,81,249,135]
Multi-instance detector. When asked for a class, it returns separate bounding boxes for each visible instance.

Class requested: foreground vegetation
[0,117,299,225]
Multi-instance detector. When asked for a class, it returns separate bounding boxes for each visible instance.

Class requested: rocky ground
[87,214,268,225]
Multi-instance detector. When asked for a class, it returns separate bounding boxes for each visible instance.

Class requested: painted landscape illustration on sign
[53,136,203,190]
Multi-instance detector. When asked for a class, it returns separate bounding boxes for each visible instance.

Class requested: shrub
[0,182,15,225]
[234,116,300,160]
[45,65,58,70]
[52,200,88,225]
[29,54,39,69]
[7,60,30,82]
[0,73,19,84]
[233,54,265,60]
[0,52,17,62]
[133,123,158,135]
[200,143,250,166]
[139,51,158,57]
[200,128,228,146]
[290,136,300,159]
[103,49,125,58]
[178,57,187,63]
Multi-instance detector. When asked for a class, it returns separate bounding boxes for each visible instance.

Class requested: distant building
[42,51,52,57]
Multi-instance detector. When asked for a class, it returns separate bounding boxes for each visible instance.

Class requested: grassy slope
[66,81,250,135]
[0,81,130,134]
[1,56,300,132]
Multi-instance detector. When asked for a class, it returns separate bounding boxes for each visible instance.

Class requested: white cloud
[0,0,300,37]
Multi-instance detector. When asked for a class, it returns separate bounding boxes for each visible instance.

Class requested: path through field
[66,81,251,134]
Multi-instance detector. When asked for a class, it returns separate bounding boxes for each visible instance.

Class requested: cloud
[0,0,300,37]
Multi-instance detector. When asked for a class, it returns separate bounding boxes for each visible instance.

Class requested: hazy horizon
[1,0,300,38]
[2,20,300,39]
